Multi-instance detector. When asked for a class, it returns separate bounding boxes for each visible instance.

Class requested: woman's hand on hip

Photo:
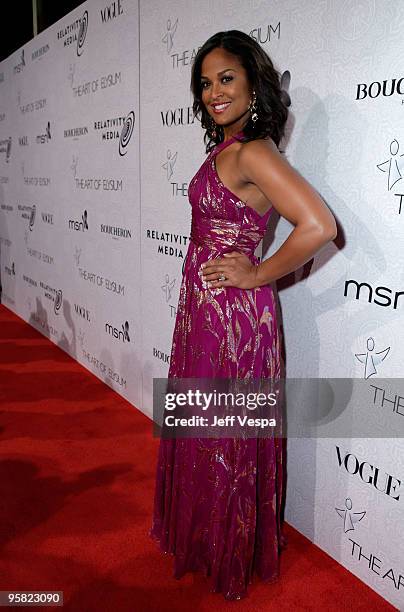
[200,251,259,290]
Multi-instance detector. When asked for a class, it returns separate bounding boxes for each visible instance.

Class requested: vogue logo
[74,303,91,322]
[161,107,195,127]
[336,446,401,501]
[100,0,123,22]
[356,77,404,101]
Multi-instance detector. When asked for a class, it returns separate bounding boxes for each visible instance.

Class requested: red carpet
[0,304,396,611]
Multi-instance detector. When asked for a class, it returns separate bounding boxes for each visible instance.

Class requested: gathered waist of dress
[190,215,259,257]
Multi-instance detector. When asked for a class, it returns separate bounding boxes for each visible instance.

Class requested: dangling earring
[207,115,217,139]
[248,90,258,124]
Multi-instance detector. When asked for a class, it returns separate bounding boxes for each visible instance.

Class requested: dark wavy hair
[190,30,290,153]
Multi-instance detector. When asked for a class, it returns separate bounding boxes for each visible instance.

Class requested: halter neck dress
[150,129,286,600]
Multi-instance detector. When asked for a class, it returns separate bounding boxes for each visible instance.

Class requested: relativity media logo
[68,210,88,232]
[105,320,130,342]
[119,110,135,156]
[57,10,88,56]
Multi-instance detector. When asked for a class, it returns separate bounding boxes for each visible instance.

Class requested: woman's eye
[201,76,233,89]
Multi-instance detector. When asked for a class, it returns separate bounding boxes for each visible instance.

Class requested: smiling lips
[212,102,231,114]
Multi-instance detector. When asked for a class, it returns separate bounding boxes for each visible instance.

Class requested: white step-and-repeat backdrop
[0,0,403,608]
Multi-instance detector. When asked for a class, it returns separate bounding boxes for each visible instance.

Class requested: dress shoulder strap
[211,130,245,156]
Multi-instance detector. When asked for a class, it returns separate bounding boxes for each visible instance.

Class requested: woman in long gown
[150,30,337,600]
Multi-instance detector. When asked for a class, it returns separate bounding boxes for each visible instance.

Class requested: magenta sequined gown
[150,130,285,600]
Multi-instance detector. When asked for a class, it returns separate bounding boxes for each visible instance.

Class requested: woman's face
[200,47,252,132]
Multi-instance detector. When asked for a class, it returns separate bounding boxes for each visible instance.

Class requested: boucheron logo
[161,274,176,302]
[118,111,135,156]
[355,337,390,378]
[356,77,404,101]
[32,43,50,61]
[335,497,366,533]
[162,18,178,54]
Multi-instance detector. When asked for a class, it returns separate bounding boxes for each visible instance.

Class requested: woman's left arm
[239,138,337,287]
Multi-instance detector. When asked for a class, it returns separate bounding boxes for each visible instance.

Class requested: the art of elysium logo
[376,138,404,214]
[335,497,404,592]
[162,19,202,70]
[119,110,135,156]
[161,274,176,303]
[162,18,178,54]
[355,336,390,378]
[335,497,366,532]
